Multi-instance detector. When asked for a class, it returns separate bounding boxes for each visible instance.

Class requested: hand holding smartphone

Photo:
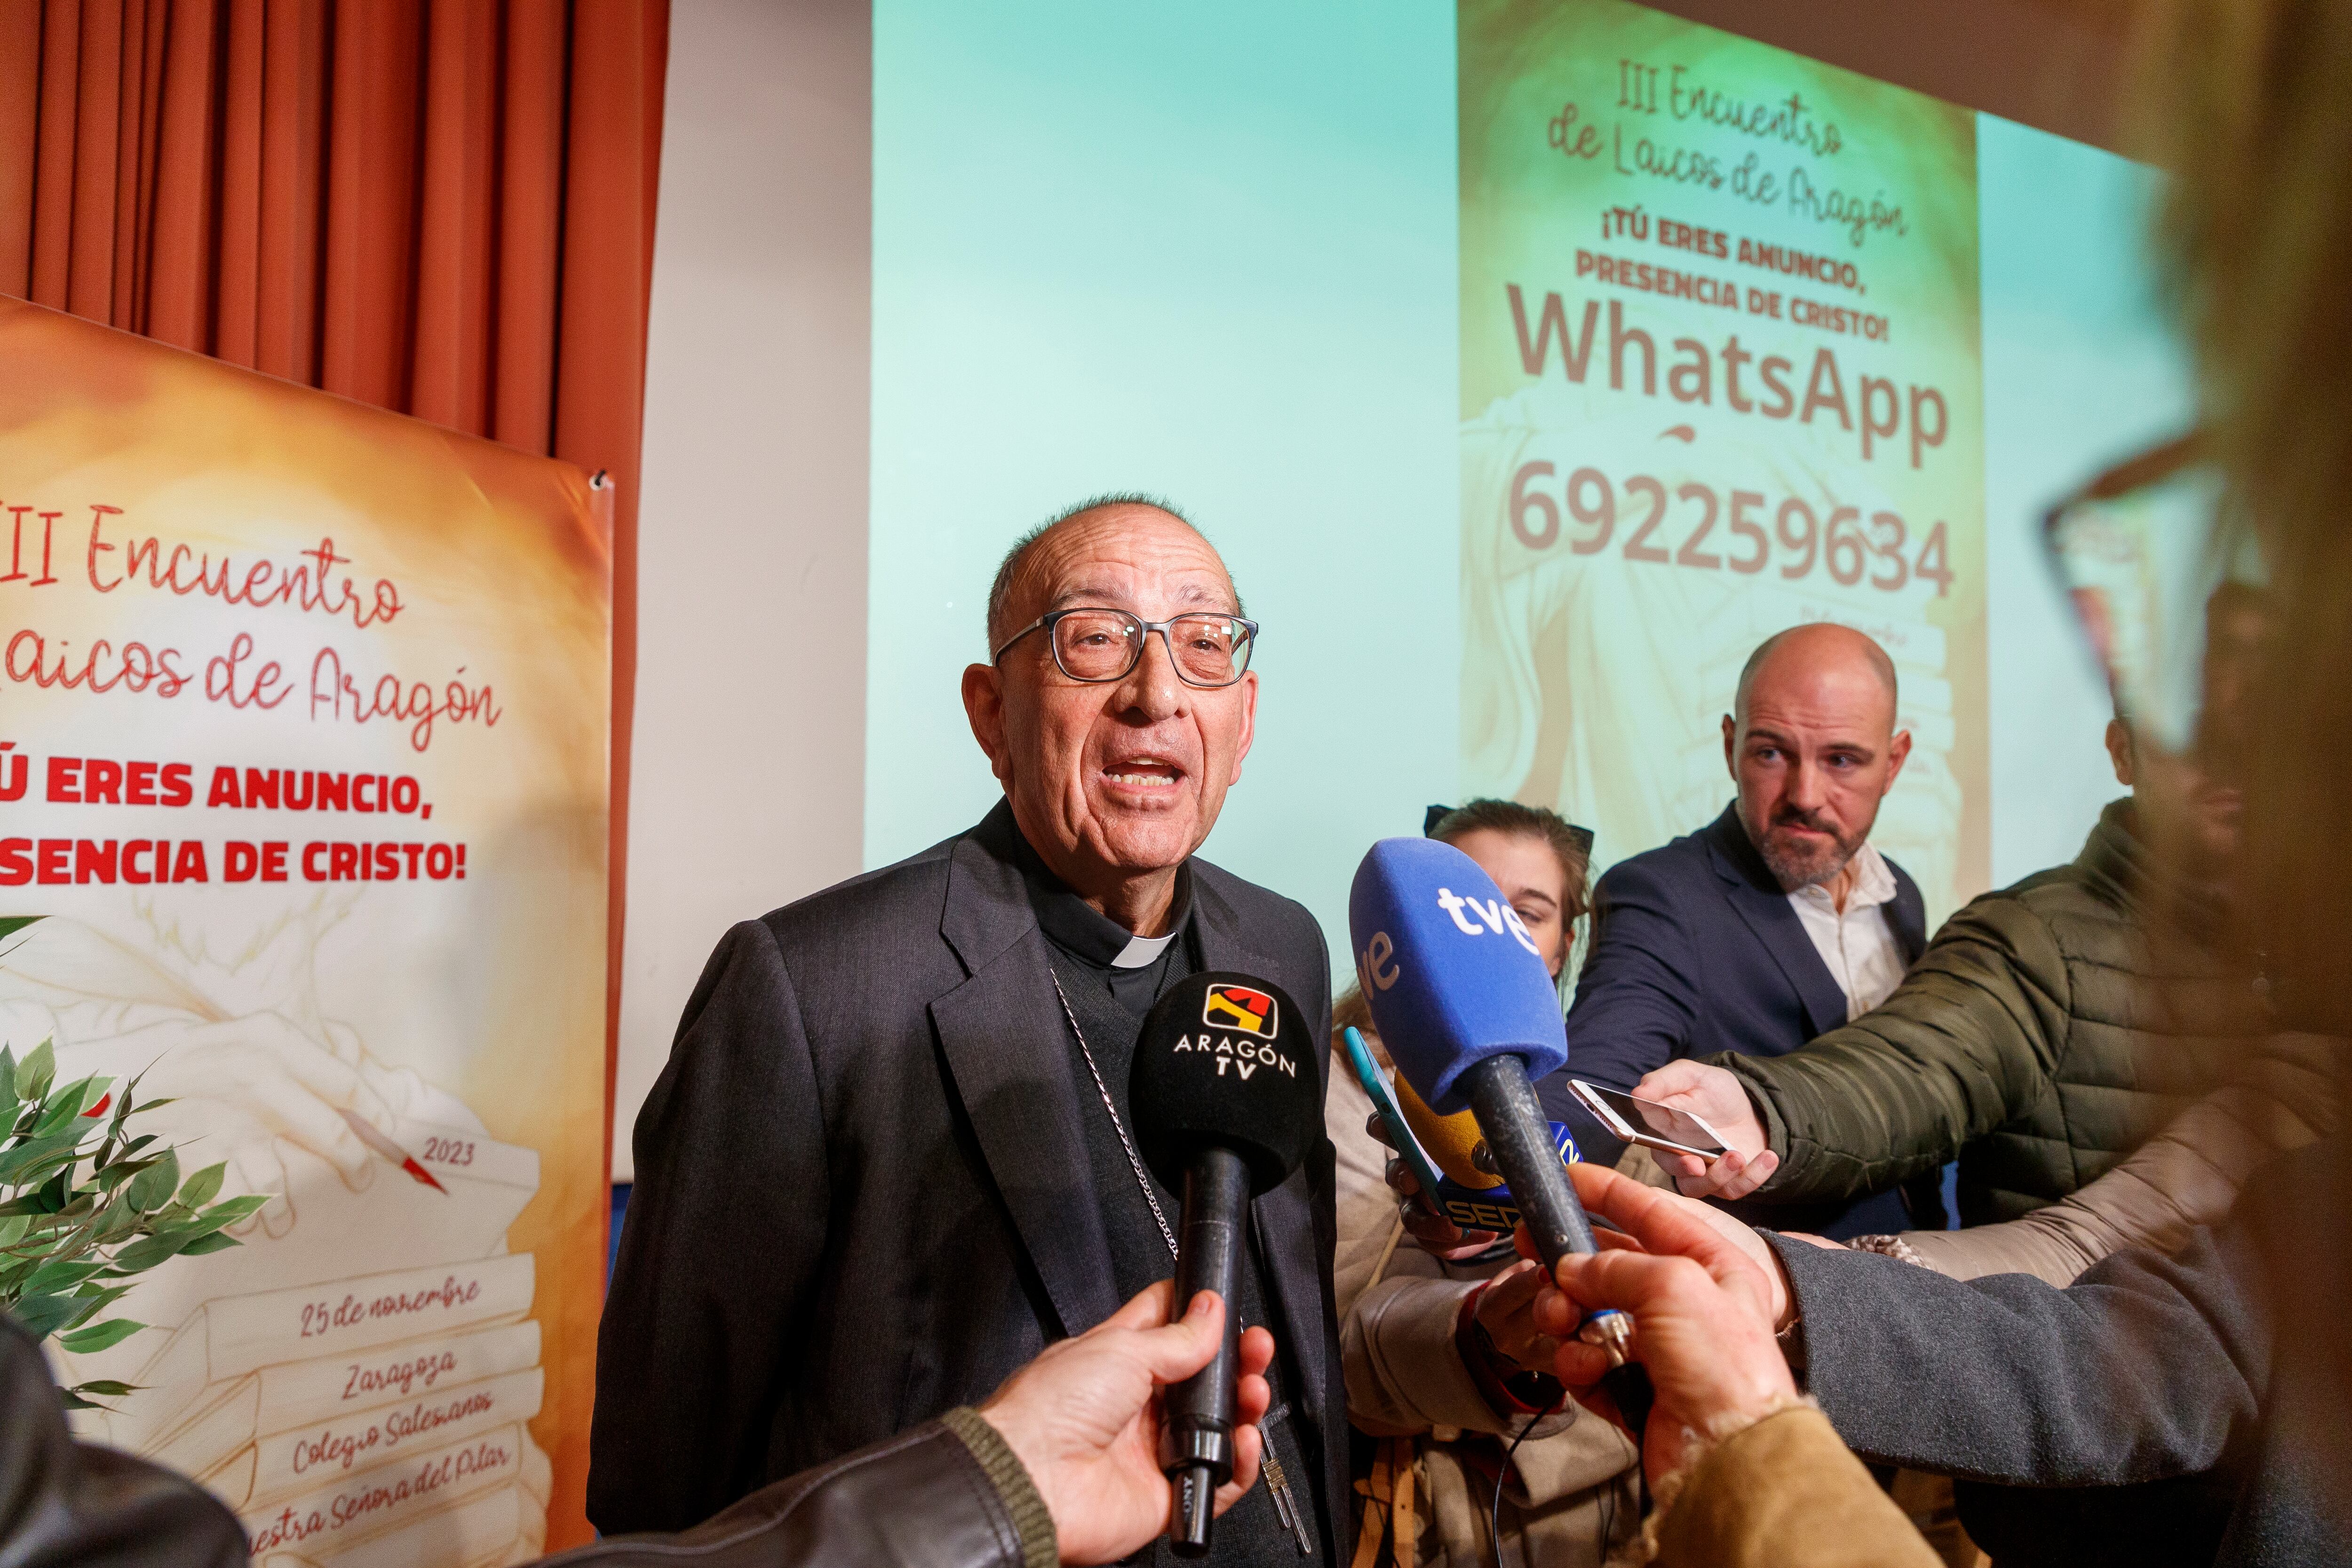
[1567,1079,1730,1162]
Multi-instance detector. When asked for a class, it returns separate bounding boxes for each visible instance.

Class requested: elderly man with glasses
[590,495,1346,1566]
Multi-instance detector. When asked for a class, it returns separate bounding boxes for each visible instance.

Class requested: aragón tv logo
[1173,985,1296,1081]
[1201,983,1278,1039]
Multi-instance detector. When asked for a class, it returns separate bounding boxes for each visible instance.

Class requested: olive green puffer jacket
[1716,799,2332,1225]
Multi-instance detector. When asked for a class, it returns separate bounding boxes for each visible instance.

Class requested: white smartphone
[1567,1079,1730,1162]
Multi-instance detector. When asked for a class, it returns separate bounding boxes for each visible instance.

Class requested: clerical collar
[1009,828,1194,970]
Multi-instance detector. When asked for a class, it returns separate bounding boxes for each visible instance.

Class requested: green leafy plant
[0,1036,270,1408]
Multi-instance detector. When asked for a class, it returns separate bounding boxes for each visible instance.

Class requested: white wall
[865,1,1462,978]
[615,0,871,1180]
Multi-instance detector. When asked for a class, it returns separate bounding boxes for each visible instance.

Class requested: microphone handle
[1456,1056,1656,1437]
[1165,1145,1248,1557]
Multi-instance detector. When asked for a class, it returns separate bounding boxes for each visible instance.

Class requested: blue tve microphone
[1349,836,1653,1430]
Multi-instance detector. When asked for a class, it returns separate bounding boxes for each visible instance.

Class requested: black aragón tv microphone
[1129,971,1320,1557]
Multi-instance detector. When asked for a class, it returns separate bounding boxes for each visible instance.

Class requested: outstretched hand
[1632,1060,1779,1200]
[977,1281,1275,1566]
[1527,1163,1796,1484]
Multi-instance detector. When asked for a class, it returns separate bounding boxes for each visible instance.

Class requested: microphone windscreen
[1348,837,1568,1114]
[1394,1073,1500,1191]
[1129,972,1321,1198]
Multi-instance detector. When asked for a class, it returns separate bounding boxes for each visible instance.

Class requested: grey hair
[984,493,1236,651]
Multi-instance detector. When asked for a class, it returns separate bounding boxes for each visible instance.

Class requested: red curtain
[0,4,666,1545]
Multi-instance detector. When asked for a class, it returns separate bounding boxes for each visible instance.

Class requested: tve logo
[1434,886,1541,957]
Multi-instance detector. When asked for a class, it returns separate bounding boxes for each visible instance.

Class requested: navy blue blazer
[1538,802,1930,1234]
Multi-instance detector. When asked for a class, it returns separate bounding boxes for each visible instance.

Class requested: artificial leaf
[95,1155,157,1193]
[58,1317,145,1354]
[6,1292,82,1339]
[176,1162,225,1210]
[103,1230,196,1274]
[70,1379,136,1397]
[30,1077,98,1137]
[177,1232,240,1256]
[124,1150,178,1214]
[0,1130,80,1186]
[20,1257,105,1297]
[14,1040,53,1105]
[33,1170,71,1213]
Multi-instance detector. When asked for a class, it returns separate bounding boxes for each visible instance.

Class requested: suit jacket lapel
[1192,883,1334,1429]
[1704,806,1851,1039]
[930,804,1118,1338]
[1888,864,1928,965]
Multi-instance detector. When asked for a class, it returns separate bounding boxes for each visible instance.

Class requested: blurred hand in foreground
[1632,1060,1779,1200]
[1529,1162,1796,1484]
[978,1281,1274,1566]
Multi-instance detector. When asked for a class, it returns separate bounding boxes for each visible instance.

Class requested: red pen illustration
[338,1107,449,1194]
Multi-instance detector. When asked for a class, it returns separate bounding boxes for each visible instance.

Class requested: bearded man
[591,498,1343,1566]
[1535,622,1934,1238]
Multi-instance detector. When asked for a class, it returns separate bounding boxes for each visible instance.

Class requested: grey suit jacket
[589,801,1344,1552]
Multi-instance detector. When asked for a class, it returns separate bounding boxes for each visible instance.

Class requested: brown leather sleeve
[1650,1407,1942,1568]
[550,1417,1048,1568]
[0,1317,246,1568]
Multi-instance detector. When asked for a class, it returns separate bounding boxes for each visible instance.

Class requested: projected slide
[864,0,2185,963]
[1460,0,1986,912]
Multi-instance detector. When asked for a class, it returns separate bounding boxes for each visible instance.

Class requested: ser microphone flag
[1348,836,1653,1433]
[1130,972,1320,1558]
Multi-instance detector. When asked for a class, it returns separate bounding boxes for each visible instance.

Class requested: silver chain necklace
[1050,972,1180,1258]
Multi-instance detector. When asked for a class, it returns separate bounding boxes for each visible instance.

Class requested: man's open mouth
[1102,758,1184,789]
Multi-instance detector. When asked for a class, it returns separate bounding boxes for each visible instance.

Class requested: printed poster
[1460,0,1988,916]
[0,299,609,1563]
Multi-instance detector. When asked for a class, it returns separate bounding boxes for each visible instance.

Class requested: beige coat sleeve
[1327,1067,1417,1322]
[1894,1073,2332,1286]
[1651,1407,1940,1568]
[1325,1055,1580,1442]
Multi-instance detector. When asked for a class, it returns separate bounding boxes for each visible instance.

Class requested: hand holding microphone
[978,1280,1276,1564]
[1347,838,1656,1436]
[1129,973,1322,1557]
[1529,1162,1797,1487]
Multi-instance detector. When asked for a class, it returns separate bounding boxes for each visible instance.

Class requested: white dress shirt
[1786,841,1907,1021]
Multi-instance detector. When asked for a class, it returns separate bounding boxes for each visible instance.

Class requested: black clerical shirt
[1011,835,1320,1568]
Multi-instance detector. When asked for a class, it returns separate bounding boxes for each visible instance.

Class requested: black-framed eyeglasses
[991,606,1260,688]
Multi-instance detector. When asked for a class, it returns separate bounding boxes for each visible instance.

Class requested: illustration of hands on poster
[1459,0,1986,917]
[0,300,609,1567]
